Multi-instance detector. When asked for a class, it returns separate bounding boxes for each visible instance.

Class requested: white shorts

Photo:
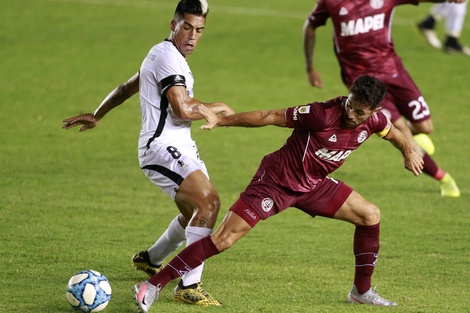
[139,141,209,200]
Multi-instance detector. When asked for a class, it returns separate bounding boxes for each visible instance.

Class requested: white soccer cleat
[417,25,442,49]
[347,285,397,306]
[134,281,160,313]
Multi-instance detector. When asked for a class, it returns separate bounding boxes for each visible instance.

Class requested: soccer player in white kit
[62,0,233,306]
[418,1,470,55]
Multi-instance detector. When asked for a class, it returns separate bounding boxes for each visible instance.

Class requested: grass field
[1,0,469,312]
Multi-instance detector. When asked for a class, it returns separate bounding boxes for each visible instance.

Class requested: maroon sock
[353,223,380,294]
[148,236,220,288]
[422,153,440,178]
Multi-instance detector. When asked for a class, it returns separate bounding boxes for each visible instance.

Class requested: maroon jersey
[308,0,419,78]
[259,96,391,192]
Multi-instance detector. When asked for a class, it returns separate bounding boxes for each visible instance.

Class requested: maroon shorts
[229,177,353,228]
[344,67,432,124]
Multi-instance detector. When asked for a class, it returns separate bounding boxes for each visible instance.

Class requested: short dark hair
[349,75,387,110]
[174,0,209,20]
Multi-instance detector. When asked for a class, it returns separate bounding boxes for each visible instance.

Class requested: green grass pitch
[1,0,469,312]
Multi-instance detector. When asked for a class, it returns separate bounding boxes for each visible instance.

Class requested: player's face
[171,13,206,58]
[342,98,377,129]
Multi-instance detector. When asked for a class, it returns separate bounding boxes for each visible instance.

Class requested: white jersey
[138,40,195,156]
[137,40,208,199]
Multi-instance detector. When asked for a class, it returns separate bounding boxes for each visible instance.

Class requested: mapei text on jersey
[341,13,385,36]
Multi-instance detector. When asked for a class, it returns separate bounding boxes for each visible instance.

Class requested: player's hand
[307,69,323,89]
[62,113,100,132]
[218,104,235,117]
[193,105,219,130]
[404,150,424,176]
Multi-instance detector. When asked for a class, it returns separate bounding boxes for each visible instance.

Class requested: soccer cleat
[439,173,460,197]
[133,281,160,313]
[347,285,397,306]
[413,133,435,156]
[132,251,162,277]
[417,24,442,49]
[444,42,470,56]
[173,281,222,306]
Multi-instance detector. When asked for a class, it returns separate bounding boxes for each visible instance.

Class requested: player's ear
[170,19,176,31]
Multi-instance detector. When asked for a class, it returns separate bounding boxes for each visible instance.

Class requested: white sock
[181,226,212,286]
[147,215,186,266]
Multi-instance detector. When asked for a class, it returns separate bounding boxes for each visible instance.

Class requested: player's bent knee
[359,204,381,226]
[192,195,221,227]
[201,195,221,214]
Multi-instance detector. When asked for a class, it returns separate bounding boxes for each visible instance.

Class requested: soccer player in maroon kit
[133,75,424,311]
[303,0,462,197]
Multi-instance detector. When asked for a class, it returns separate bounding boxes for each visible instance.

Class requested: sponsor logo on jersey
[328,134,337,142]
[357,130,368,143]
[340,13,385,36]
[261,198,274,212]
[244,208,258,221]
[315,148,353,162]
[292,106,299,120]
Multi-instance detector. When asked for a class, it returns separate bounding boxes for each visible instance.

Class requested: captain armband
[376,118,392,138]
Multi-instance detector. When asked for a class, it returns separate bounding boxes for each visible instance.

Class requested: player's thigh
[385,71,432,126]
[333,190,380,226]
[176,169,219,208]
[175,170,220,228]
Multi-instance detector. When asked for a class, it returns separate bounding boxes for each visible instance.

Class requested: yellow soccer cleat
[439,173,460,197]
[413,133,435,155]
[173,282,222,306]
[132,251,162,276]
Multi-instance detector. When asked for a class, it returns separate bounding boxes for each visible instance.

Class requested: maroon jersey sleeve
[285,97,343,131]
[367,110,392,137]
[285,102,326,132]
[308,0,330,28]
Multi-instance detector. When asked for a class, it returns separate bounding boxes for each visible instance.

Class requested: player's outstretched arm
[199,109,287,130]
[62,72,139,132]
[383,124,424,176]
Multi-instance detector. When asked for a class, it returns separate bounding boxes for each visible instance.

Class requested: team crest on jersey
[357,130,368,143]
[261,198,274,212]
[339,7,348,16]
[370,0,384,9]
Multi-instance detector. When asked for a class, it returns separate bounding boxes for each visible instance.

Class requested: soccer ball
[66,270,112,312]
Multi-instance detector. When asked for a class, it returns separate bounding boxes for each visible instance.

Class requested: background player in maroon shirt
[133,76,423,311]
[303,0,461,197]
